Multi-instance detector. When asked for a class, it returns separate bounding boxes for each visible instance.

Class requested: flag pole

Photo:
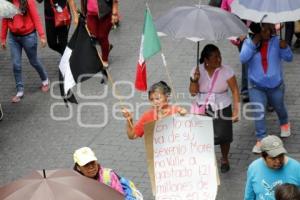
[85,25,134,129]
[160,53,177,103]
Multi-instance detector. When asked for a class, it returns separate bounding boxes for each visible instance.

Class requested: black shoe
[220,162,230,173]
[100,71,108,84]
[267,105,274,112]
[242,95,250,103]
[221,163,230,173]
[109,44,113,52]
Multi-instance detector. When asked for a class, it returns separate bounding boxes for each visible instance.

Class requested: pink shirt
[190,64,234,111]
[87,0,99,15]
[221,0,234,12]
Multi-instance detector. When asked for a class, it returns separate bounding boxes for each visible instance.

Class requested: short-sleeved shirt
[190,64,235,111]
[134,106,181,137]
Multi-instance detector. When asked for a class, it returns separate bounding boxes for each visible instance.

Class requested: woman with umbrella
[240,23,293,153]
[189,44,240,173]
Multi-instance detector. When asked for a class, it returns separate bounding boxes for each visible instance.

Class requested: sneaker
[11,92,24,103]
[0,104,3,121]
[252,141,262,154]
[280,123,291,137]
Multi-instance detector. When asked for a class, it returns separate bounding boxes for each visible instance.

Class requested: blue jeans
[248,82,289,140]
[8,31,48,92]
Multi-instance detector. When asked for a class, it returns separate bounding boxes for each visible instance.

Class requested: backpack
[102,168,143,200]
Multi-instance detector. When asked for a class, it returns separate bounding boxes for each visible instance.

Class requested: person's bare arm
[122,108,138,140]
[111,0,119,24]
[227,76,240,122]
[68,0,78,25]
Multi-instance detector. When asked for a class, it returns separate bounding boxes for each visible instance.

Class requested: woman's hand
[178,107,187,116]
[40,38,47,48]
[279,40,287,49]
[193,67,200,82]
[232,108,239,123]
[1,42,6,50]
[111,13,119,25]
[122,107,133,120]
[252,33,261,45]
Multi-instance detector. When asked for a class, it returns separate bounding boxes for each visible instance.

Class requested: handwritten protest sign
[144,114,218,200]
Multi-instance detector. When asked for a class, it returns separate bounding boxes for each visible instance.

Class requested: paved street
[1,0,300,199]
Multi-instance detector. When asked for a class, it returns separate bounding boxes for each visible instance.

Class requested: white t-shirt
[190,64,235,111]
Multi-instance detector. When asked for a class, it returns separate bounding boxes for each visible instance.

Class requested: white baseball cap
[73,147,98,166]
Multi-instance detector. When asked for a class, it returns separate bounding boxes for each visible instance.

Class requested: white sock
[16,91,24,97]
[42,79,49,86]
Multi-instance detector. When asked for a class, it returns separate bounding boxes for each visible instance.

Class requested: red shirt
[134,105,181,137]
[1,0,45,44]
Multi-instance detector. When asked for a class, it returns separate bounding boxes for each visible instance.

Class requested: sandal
[11,94,24,103]
[40,80,50,93]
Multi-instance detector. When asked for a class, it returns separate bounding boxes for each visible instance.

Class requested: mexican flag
[135,7,161,91]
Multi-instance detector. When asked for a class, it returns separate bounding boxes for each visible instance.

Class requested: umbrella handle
[43,169,46,178]
[197,41,200,68]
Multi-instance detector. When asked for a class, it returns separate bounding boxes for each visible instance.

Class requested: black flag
[59,16,106,104]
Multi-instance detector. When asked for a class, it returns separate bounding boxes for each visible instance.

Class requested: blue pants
[248,82,289,140]
[8,32,48,92]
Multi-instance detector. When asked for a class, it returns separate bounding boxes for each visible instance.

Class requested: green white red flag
[135,7,161,91]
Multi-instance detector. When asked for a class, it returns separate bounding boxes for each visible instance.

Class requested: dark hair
[73,163,100,180]
[275,183,300,200]
[8,0,27,14]
[148,81,171,99]
[199,44,220,64]
[261,151,268,159]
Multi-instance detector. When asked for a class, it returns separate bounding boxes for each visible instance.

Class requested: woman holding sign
[189,44,240,173]
[122,81,186,139]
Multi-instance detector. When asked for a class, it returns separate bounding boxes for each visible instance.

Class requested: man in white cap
[244,135,300,200]
[73,147,124,194]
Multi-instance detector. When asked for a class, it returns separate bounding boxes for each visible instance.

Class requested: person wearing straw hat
[73,147,124,194]
[240,23,293,154]
[122,81,187,139]
[244,135,300,200]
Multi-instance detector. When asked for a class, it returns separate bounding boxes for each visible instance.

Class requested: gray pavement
[1,0,300,199]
